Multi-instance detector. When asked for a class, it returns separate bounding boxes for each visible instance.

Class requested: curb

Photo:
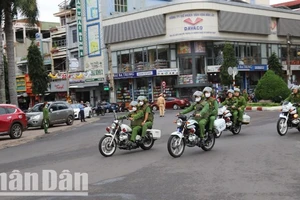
[245,106,281,111]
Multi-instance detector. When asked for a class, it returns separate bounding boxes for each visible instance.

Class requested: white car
[70,104,93,120]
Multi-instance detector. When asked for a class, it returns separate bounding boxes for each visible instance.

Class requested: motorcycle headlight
[176,119,183,126]
[111,123,116,129]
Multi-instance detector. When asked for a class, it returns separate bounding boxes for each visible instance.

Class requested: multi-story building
[2,19,59,108]
[102,0,300,102]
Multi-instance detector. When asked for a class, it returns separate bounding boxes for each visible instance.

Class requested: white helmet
[193,91,203,97]
[203,87,212,93]
[137,96,146,101]
[130,101,138,107]
[227,89,234,94]
[234,88,240,93]
[291,85,299,91]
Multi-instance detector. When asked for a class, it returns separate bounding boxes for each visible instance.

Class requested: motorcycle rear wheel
[140,133,155,150]
[167,135,185,158]
[232,124,241,135]
[277,118,288,136]
[201,133,215,151]
[99,136,117,157]
[214,130,222,138]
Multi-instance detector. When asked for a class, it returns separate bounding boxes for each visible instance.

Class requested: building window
[72,30,77,43]
[61,17,66,26]
[114,0,127,12]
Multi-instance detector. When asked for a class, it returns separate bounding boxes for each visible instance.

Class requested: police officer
[203,87,218,135]
[137,96,154,140]
[232,88,246,125]
[178,91,210,146]
[118,101,144,146]
[285,85,300,114]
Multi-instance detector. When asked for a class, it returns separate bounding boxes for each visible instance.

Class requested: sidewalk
[0,117,100,150]
[245,106,281,111]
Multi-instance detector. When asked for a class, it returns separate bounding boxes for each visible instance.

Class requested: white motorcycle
[277,101,300,136]
[99,111,161,157]
[215,105,251,138]
[167,112,226,158]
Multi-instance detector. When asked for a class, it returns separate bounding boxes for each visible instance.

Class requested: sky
[37,0,292,22]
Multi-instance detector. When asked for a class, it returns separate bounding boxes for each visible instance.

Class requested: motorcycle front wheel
[277,118,288,136]
[99,136,117,157]
[140,133,155,150]
[201,133,215,151]
[167,135,185,158]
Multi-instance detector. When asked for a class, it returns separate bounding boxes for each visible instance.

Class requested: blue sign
[114,70,157,79]
[238,65,268,71]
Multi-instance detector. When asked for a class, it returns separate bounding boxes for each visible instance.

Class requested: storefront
[104,0,300,97]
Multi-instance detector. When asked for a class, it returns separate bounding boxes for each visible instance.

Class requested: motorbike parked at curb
[277,101,300,136]
[95,104,105,116]
[214,105,251,138]
[99,111,161,157]
[167,112,225,158]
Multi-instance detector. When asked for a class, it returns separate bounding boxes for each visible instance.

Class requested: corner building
[103,0,300,103]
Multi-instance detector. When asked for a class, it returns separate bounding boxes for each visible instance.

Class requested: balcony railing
[53,39,66,48]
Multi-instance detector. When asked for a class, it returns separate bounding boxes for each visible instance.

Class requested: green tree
[219,43,238,86]
[255,70,290,102]
[268,52,284,78]
[0,0,39,106]
[27,42,49,99]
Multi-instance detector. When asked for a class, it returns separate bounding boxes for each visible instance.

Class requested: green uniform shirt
[180,101,210,120]
[285,93,300,103]
[207,97,218,116]
[233,96,247,110]
[141,104,154,122]
[243,93,248,102]
[118,111,144,127]
[43,107,49,120]
[222,97,237,107]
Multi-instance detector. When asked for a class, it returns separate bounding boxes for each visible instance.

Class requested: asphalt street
[0,110,300,200]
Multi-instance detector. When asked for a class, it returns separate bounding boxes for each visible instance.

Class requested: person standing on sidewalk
[79,101,86,122]
[42,102,50,134]
[157,93,166,117]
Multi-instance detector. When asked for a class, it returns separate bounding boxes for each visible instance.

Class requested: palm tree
[1,0,38,106]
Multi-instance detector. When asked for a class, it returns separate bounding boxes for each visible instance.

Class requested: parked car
[0,104,27,139]
[100,102,119,113]
[71,104,93,120]
[26,101,74,128]
[151,97,191,110]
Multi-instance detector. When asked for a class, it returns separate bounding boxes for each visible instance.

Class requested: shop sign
[156,68,178,76]
[49,81,67,92]
[207,65,221,73]
[136,70,156,77]
[179,74,193,85]
[76,0,84,57]
[237,65,268,71]
[196,74,208,84]
[16,76,26,92]
[25,74,32,94]
[114,72,135,79]
[167,11,217,38]
[85,60,105,82]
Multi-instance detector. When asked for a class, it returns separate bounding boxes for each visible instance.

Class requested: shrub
[255,70,290,103]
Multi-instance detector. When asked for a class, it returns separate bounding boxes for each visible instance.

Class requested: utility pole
[287,33,292,85]
[107,44,115,102]
[65,0,70,101]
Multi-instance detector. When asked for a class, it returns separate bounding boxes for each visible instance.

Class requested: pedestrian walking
[79,101,86,122]
[157,93,166,117]
[42,102,50,134]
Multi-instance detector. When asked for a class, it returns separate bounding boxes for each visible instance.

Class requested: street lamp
[227,66,238,88]
[287,33,292,85]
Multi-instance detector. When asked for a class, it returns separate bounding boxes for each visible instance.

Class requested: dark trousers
[80,110,85,122]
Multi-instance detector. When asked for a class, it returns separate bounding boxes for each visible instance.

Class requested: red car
[0,104,27,139]
[151,97,191,110]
